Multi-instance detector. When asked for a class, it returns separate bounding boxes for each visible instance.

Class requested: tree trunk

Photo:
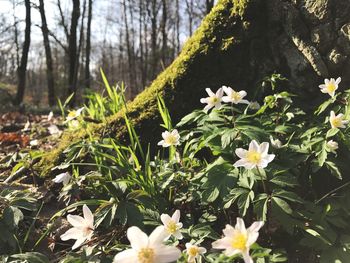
[14,0,31,105]
[161,0,167,65]
[85,0,92,90]
[68,0,80,106]
[206,0,214,14]
[39,0,350,180]
[39,0,55,106]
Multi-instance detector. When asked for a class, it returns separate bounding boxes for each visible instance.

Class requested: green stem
[257,167,269,194]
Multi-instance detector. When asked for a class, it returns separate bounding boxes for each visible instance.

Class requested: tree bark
[14,0,31,105]
[39,0,55,106]
[161,0,167,65]
[67,0,80,106]
[39,0,350,189]
[85,0,92,90]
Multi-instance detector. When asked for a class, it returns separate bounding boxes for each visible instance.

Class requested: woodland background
[0,0,214,107]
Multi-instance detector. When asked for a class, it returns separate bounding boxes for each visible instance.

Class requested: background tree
[14,0,31,105]
[38,0,55,106]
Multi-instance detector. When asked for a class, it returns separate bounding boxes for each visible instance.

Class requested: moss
[37,0,264,175]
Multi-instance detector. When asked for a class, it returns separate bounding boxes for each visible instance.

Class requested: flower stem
[256,167,269,194]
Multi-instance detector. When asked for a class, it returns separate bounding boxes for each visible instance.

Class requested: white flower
[66,107,84,122]
[113,226,181,263]
[200,88,223,111]
[319,77,341,97]
[222,86,249,104]
[185,243,206,263]
[234,140,275,169]
[48,111,54,121]
[48,124,62,136]
[249,101,260,110]
[30,139,39,146]
[160,210,183,240]
[53,172,71,185]
[212,218,264,263]
[329,111,348,129]
[327,140,338,153]
[61,205,95,250]
[158,130,180,147]
[270,136,282,149]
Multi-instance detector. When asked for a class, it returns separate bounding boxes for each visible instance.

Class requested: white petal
[127,226,149,250]
[162,131,170,139]
[235,148,247,159]
[206,88,215,96]
[223,86,231,95]
[330,111,335,118]
[171,210,181,223]
[248,140,259,152]
[204,104,213,111]
[242,250,253,263]
[212,237,231,249]
[149,225,168,245]
[325,79,330,84]
[161,214,172,225]
[171,129,178,136]
[200,97,208,104]
[113,249,137,263]
[52,173,66,183]
[158,140,165,146]
[222,224,235,237]
[83,205,94,228]
[72,237,87,250]
[214,102,222,109]
[259,142,269,155]
[173,230,183,240]
[319,84,326,89]
[224,248,241,257]
[60,227,83,241]
[246,231,259,247]
[198,247,207,254]
[154,246,182,263]
[67,215,86,228]
[222,96,232,103]
[239,91,247,98]
[240,99,250,104]
[233,159,251,168]
[216,88,224,98]
[235,218,246,232]
[335,77,341,85]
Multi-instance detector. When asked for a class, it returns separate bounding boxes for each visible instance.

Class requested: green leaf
[326,128,339,138]
[9,252,49,263]
[272,197,292,214]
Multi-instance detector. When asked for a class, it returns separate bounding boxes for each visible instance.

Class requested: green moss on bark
[37,0,265,175]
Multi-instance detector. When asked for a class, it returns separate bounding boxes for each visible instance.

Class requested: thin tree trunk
[206,0,214,14]
[161,0,167,65]
[39,0,55,106]
[85,0,92,90]
[15,0,31,105]
[139,0,145,88]
[122,0,134,98]
[68,0,80,106]
[74,0,86,102]
[175,0,180,54]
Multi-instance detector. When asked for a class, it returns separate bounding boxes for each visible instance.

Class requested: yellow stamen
[231,233,247,250]
[138,248,155,263]
[166,221,178,234]
[209,96,219,104]
[165,135,177,145]
[246,151,262,164]
[331,118,342,128]
[326,83,336,93]
[231,91,241,101]
[187,246,199,257]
